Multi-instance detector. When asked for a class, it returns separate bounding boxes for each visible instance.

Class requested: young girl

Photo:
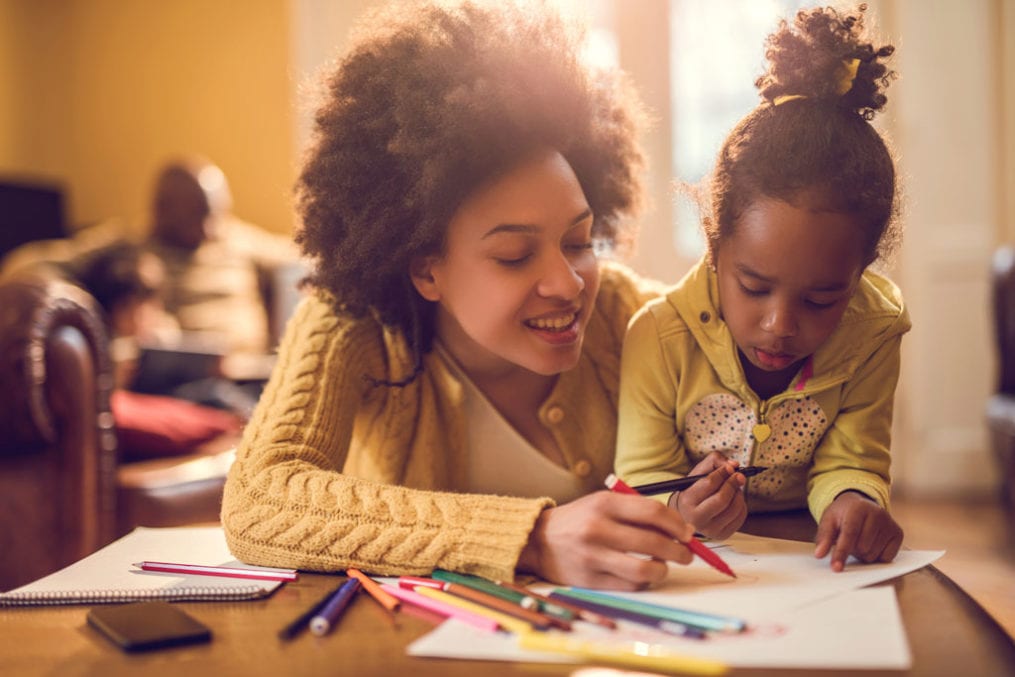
[221,0,695,590]
[615,5,908,572]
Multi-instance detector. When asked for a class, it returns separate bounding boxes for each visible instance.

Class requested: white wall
[874,0,1003,496]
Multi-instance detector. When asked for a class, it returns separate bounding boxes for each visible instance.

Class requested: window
[669,0,810,257]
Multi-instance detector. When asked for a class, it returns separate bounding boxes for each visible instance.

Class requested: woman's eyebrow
[481,208,593,239]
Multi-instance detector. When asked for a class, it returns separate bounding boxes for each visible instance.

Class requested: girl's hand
[672,452,748,540]
[517,490,695,590]
[814,491,904,572]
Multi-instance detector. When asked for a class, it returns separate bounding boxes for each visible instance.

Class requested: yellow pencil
[347,568,400,613]
[413,587,532,634]
[519,631,729,675]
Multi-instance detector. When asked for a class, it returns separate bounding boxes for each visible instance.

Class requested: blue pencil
[559,587,747,633]
[548,591,706,639]
[310,577,362,636]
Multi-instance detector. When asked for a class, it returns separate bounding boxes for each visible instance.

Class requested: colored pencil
[278,581,346,640]
[132,561,298,582]
[379,583,499,633]
[413,587,533,634]
[604,474,737,579]
[547,590,705,639]
[309,577,362,636]
[561,587,747,633]
[347,568,400,613]
[519,631,729,675]
[632,466,769,495]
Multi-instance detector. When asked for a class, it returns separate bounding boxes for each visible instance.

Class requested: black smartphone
[87,601,212,652]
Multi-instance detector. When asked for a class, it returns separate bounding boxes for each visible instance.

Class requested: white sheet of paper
[537,531,944,620]
[408,586,912,670]
[407,532,942,670]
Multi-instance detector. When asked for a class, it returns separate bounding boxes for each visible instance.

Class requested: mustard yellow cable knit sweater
[221,262,662,582]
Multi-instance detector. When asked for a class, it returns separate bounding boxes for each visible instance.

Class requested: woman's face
[411,148,600,379]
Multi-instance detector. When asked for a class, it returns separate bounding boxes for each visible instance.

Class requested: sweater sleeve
[806,335,902,521]
[220,294,551,582]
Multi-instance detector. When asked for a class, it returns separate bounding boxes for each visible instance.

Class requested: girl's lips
[755,347,796,370]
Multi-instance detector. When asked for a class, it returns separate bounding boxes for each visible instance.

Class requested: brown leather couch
[987,245,1015,528]
[0,272,236,591]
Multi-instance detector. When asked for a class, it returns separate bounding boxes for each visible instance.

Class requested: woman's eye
[565,241,595,254]
[495,254,531,267]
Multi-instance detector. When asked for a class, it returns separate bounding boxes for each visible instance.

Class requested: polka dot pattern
[684,394,756,466]
[683,393,829,501]
[752,397,828,498]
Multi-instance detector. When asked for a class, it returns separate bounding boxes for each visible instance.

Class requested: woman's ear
[409,256,441,302]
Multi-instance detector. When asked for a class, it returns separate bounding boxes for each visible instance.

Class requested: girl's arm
[614,302,690,488]
[806,334,905,522]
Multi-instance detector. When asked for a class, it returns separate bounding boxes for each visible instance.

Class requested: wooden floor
[892,494,1015,639]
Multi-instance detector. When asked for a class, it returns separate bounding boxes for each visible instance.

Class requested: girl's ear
[409,256,441,302]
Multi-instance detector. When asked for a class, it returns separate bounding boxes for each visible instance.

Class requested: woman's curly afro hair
[296,0,645,345]
[706,3,901,267]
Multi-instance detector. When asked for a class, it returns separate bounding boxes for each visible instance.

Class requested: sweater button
[699,311,711,323]
[573,459,591,477]
[546,406,565,424]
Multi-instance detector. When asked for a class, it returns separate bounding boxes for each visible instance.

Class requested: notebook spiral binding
[0,585,271,607]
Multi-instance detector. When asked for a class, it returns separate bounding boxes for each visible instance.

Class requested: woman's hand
[814,491,904,572]
[672,452,748,540]
[517,490,695,590]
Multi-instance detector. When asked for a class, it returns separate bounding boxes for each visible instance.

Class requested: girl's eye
[738,282,767,297]
[805,298,838,310]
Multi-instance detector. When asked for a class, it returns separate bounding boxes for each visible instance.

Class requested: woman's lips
[526,311,580,345]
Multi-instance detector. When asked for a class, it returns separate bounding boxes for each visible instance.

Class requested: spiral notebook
[0,526,288,606]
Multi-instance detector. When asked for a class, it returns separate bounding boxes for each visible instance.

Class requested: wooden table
[2,512,1013,676]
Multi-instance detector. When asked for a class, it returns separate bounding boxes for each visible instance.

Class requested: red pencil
[604,474,736,579]
[133,561,298,582]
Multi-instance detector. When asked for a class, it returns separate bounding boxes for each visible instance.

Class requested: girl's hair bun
[756,4,895,120]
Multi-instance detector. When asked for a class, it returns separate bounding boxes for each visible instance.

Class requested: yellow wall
[0,0,73,181]
[1,0,295,236]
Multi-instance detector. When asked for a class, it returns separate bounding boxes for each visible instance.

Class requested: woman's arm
[221,294,552,582]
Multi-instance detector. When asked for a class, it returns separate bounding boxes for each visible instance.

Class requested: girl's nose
[537,251,585,299]
[761,301,797,338]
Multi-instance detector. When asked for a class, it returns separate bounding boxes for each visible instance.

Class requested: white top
[436,343,587,503]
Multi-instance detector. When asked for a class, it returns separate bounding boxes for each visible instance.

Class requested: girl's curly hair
[705,4,900,267]
[296,0,645,354]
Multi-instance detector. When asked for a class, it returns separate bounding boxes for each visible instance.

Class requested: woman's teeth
[527,313,576,330]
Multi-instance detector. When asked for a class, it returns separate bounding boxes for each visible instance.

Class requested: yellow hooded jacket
[616,257,911,523]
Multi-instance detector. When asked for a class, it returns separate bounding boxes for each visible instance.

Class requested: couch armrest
[0,273,119,586]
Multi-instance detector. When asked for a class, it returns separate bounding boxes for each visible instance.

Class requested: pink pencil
[133,561,298,582]
[379,583,500,633]
[604,474,737,579]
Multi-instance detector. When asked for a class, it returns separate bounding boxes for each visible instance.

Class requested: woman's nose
[537,251,585,299]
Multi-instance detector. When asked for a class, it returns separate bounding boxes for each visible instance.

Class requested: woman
[222,0,693,589]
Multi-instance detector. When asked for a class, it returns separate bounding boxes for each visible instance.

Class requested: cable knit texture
[222,261,662,582]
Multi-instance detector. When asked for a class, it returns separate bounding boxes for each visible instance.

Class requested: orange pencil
[347,568,400,613]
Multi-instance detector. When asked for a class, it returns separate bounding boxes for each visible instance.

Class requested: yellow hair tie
[835,58,861,95]
[772,58,861,106]
[773,94,806,106]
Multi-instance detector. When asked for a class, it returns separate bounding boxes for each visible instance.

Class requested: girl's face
[411,148,600,380]
[714,197,866,383]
